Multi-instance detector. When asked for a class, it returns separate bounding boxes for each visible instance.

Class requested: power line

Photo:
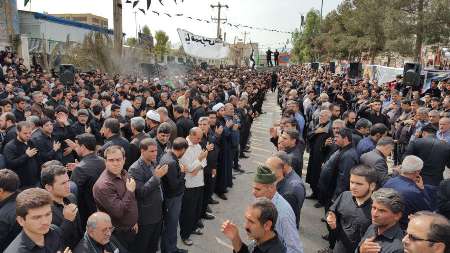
[210,2,229,40]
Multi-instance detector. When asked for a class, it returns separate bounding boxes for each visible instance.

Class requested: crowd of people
[0,49,269,253]
[1,46,450,253]
[254,65,450,253]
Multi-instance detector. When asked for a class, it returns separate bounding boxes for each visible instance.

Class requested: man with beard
[343,111,357,130]
[357,188,404,253]
[277,129,305,177]
[191,96,206,126]
[352,119,372,147]
[99,118,131,170]
[359,99,390,128]
[0,112,17,151]
[173,105,195,138]
[155,122,172,163]
[70,109,91,137]
[145,110,161,138]
[4,121,39,188]
[214,102,235,200]
[402,211,450,253]
[306,110,332,199]
[327,165,377,253]
[221,198,285,253]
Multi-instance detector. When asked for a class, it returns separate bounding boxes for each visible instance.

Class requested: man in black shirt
[4,121,39,188]
[357,188,404,253]
[0,169,21,252]
[70,133,105,229]
[4,188,67,253]
[99,118,131,169]
[41,165,83,249]
[160,137,188,253]
[221,198,285,253]
[327,165,377,253]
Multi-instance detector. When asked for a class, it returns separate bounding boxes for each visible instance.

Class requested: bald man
[74,212,127,253]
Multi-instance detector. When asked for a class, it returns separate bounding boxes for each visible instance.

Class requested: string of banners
[125,0,293,34]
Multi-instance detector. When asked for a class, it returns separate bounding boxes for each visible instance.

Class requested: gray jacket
[128,157,163,225]
[360,149,389,185]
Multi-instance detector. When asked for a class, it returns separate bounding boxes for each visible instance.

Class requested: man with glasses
[403,211,450,253]
[74,212,129,253]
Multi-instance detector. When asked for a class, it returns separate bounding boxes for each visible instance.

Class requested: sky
[17,0,342,50]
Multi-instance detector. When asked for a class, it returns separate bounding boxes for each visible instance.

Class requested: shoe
[206,206,212,213]
[182,238,193,246]
[314,202,323,208]
[202,212,215,220]
[197,220,204,228]
[239,153,249,159]
[209,199,219,204]
[217,193,228,200]
[306,194,318,200]
[192,228,203,235]
[233,167,245,173]
[175,249,188,253]
[317,247,332,253]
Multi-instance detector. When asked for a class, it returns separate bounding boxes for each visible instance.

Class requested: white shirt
[120,99,132,117]
[180,137,206,188]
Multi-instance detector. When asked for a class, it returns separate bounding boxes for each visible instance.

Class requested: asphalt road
[176,92,328,253]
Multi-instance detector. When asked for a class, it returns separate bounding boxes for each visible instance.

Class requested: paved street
[178,92,328,253]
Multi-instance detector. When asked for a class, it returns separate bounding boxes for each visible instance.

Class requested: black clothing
[4,138,39,188]
[0,192,21,252]
[159,151,185,199]
[285,140,305,177]
[156,139,168,163]
[191,106,206,126]
[70,153,105,228]
[53,123,76,164]
[4,226,65,253]
[357,224,404,253]
[359,107,390,128]
[180,186,204,240]
[176,116,195,138]
[404,135,450,186]
[236,233,286,253]
[436,179,450,219]
[132,221,161,253]
[129,132,149,166]
[329,191,372,253]
[128,158,164,225]
[31,131,62,168]
[50,194,83,249]
[74,233,128,253]
[13,108,26,122]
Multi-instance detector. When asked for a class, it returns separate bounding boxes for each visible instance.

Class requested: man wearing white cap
[146,110,161,138]
[383,155,436,229]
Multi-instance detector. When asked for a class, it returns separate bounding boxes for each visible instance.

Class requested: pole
[113,0,123,57]
[320,0,323,20]
[211,2,229,40]
[134,11,138,39]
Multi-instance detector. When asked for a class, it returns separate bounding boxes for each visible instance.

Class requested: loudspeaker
[59,64,75,85]
[311,62,319,71]
[329,62,336,73]
[349,62,362,79]
[200,62,208,70]
[403,63,421,87]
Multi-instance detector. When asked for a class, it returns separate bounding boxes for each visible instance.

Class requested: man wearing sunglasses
[403,211,450,253]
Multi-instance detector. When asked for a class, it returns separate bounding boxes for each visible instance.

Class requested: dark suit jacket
[0,192,20,252]
[129,158,163,225]
[360,149,389,185]
[70,153,105,228]
[51,194,83,249]
[129,132,150,165]
[404,135,450,185]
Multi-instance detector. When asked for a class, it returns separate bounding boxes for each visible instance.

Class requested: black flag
[176,13,183,16]
[152,10,160,15]
[164,13,172,17]
[139,8,146,14]
[146,0,151,9]
[133,0,139,8]
[159,0,164,5]
[125,0,132,3]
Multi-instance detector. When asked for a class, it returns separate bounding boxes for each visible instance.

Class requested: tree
[142,25,151,35]
[126,37,138,47]
[291,9,321,63]
[154,30,170,58]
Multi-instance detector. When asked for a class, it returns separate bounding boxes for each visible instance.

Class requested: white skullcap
[212,103,225,112]
[146,110,160,122]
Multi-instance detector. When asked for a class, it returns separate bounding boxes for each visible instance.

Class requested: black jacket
[4,138,40,188]
[74,233,128,253]
[129,158,163,225]
[191,106,206,126]
[0,192,21,252]
[129,132,150,166]
[31,131,62,168]
[436,179,450,220]
[51,194,83,249]
[70,153,105,228]
[12,108,25,122]
[159,151,185,199]
[176,116,195,138]
[404,135,450,186]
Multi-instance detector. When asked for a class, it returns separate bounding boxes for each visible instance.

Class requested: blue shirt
[294,112,305,135]
[437,130,450,144]
[383,176,436,228]
[271,192,304,253]
[356,137,376,157]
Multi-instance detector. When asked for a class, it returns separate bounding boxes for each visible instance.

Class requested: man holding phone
[383,155,436,229]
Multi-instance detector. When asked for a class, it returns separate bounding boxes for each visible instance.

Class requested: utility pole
[134,11,138,39]
[320,0,324,20]
[242,31,249,44]
[211,2,229,40]
[113,0,123,57]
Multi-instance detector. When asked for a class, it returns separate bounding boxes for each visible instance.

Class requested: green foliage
[290,0,450,63]
[142,25,151,35]
[126,37,138,47]
[154,30,170,58]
